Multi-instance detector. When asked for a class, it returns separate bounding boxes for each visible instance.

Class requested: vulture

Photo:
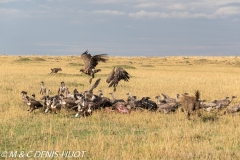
[40,81,47,95]
[106,67,130,92]
[80,50,108,84]
[84,78,101,100]
[50,68,62,74]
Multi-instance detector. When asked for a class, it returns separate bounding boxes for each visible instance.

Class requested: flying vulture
[80,50,107,84]
[106,67,130,92]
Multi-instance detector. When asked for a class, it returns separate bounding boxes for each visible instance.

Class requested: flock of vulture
[21,50,240,119]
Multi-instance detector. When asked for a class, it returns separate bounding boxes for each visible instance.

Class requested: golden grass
[1,55,240,159]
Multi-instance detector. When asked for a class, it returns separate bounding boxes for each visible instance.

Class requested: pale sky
[0,0,240,56]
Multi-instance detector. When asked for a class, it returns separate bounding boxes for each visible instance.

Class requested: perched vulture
[40,81,47,95]
[106,67,130,92]
[58,81,67,95]
[80,50,107,84]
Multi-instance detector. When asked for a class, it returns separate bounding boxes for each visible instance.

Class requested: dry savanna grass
[1,55,240,159]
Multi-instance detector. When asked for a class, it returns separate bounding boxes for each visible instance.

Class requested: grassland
[1,55,240,159]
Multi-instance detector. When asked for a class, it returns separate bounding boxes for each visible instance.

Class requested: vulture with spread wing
[106,67,130,92]
[80,50,108,84]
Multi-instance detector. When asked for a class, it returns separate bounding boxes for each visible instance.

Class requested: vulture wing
[81,50,92,71]
[116,67,130,82]
[90,54,108,69]
[89,78,101,93]
[108,67,130,88]
[161,93,170,99]
[106,67,115,83]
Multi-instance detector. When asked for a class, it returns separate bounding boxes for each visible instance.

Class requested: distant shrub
[195,59,208,63]
[68,63,84,66]
[49,73,80,77]
[112,65,136,69]
[15,57,31,62]
[198,58,207,61]
[141,65,154,67]
[33,57,46,61]
[67,82,84,87]
[232,62,240,67]
[97,74,109,77]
